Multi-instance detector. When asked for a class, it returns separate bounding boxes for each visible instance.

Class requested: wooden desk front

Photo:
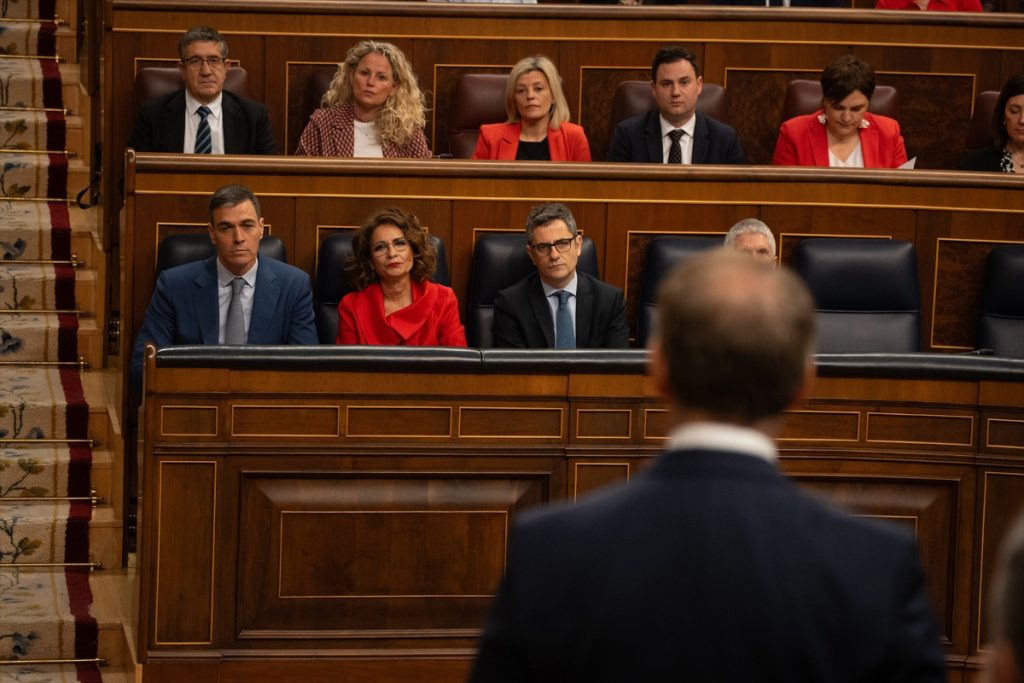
[137,349,1024,682]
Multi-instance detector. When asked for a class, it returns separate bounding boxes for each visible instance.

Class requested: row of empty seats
[154,233,1024,357]
[132,67,1003,157]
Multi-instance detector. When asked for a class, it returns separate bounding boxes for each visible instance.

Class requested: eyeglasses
[529,237,575,256]
[372,238,410,256]
[182,56,227,70]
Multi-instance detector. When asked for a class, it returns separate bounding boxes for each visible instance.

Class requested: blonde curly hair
[322,40,427,148]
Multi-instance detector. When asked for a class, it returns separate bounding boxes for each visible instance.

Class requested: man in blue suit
[130,185,317,392]
[607,46,745,165]
[469,250,946,683]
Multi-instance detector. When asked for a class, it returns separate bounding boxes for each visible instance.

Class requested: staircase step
[66,114,87,165]
[56,25,77,64]
[58,63,79,115]
[90,569,135,670]
[89,505,122,574]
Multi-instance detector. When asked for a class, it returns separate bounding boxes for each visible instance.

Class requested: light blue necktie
[554,290,575,349]
[224,277,246,344]
[194,105,212,154]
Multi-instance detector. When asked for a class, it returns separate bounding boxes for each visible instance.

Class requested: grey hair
[525,202,578,241]
[179,26,228,61]
[208,184,260,223]
[724,218,776,257]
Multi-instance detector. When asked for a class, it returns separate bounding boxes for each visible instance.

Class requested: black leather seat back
[467,233,599,348]
[637,236,721,347]
[978,244,1024,358]
[792,238,920,353]
[314,232,450,344]
[155,233,286,276]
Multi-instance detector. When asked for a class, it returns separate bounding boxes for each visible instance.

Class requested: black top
[516,139,550,161]
[960,145,1013,173]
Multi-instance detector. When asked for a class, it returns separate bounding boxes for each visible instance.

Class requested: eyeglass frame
[181,56,228,71]
[528,236,578,256]
[371,238,412,256]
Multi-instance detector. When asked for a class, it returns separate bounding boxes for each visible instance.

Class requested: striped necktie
[195,105,212,154]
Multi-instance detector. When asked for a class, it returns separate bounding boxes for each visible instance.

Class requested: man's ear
[258,217,265,239]
[786,355,816,411]
[649,338,674,402]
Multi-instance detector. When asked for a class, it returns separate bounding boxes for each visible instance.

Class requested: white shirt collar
[665,421,777,464]
[185,90,223,119]
[216,256,258,288]
[660,112,697,140]
[540,271,578,298]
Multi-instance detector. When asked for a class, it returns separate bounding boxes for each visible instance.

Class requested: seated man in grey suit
[130,185,317,391]
[128,25,277,154]
[471,250,946,682]
[492,203,629,349]
[989,513,1024,683]
[607,46,744,165]
[725,217,777,265]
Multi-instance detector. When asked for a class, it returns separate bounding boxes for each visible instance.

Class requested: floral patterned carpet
[1,1,102,680]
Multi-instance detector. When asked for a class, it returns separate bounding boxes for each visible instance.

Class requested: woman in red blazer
[773,55,908,169]
[336,208,466,347]
[472,55,591,162]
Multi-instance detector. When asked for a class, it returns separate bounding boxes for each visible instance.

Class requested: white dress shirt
[184,91,225,154]
[660,113,697,164]
[216,257,258,343]
[665,421,778,464]
[540,272,578,346]
[353,119,385,158]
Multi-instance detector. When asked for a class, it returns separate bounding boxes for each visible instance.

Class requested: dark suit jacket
[960,145,1004,172]
[127,89,277,154]
[469,447,947,683]
[130,256,317,391]
[491,271,629,349]
[607,110,745,164]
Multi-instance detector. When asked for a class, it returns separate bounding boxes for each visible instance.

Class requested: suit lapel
[167,91,188,153]
[809,115,830,167]
[691,113,710,164]
[547,127,565,161]
[500,124,521,160]
[528,275,555,348]
[644,111,663,163]
[221,92,243,154]
[860,117,880,168]
[249,259,280,343]
[574,273,593,348]
[193,258,220,344]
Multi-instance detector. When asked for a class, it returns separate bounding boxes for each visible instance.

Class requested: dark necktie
[224,277,246,344]
[554,290,575,349]
[195,105,212,154]
[667,128,685,164]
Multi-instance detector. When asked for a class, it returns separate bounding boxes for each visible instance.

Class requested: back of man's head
[655,250,815,424]
[990,513,1024,683]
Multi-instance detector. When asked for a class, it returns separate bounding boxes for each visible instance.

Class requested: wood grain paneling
[458,406,564,438]
[778,409,860,442]
[977,471,1024,650]
[575,409,631,439]
[232,405,341,437]
[347,406,452,437]
[573,461,630,498]
[866,412,975,448]
[160,406,218,437]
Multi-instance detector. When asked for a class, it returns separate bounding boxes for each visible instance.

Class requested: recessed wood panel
[574,462,630,499]
[576,409,631,439]
[866,412,974,447]
[977,471,1024,649]
[644,409,671,439]
[160,405,218,436]
[155,461,217,645]
[279,510,506,597]
[458,407,563,438]
[232,406,340,437]
[779,410,859,442]
[986,419,1024,451]
[347,406,452,437]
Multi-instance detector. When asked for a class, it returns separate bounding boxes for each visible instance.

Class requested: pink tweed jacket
[295,102,432,158]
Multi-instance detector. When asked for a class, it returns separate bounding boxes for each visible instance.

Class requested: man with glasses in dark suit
[491,203,629,349]
[128,25,276,155]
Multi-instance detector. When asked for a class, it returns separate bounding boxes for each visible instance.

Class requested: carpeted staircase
[1,2,122,681]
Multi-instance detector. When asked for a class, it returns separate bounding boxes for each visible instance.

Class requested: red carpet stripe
[48,201,72,260]
[46,110,67,150]
[40,58,63,109]
[65,568,98,659]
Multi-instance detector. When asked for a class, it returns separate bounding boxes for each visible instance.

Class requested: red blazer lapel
[547,126,566,161]
[809,114,830,167]
[859,117,881,168]
[498,123,521,160]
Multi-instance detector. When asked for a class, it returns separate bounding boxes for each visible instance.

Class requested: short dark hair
[993,74,1024,149]
[651,46,700,83]
[655,250,815,423]
[346,207,437,290]
[524,203,578,243]
[991,513,1024,673]
[179,25,228,62]
[208,184,259,223]
[820,55,875,104]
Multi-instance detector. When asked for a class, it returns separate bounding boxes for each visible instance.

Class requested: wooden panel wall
[103,1,1024,248]
[122,156,1024,366]
[137,359,1024,682]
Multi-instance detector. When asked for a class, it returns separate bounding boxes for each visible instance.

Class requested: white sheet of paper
[898,157,917,169]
